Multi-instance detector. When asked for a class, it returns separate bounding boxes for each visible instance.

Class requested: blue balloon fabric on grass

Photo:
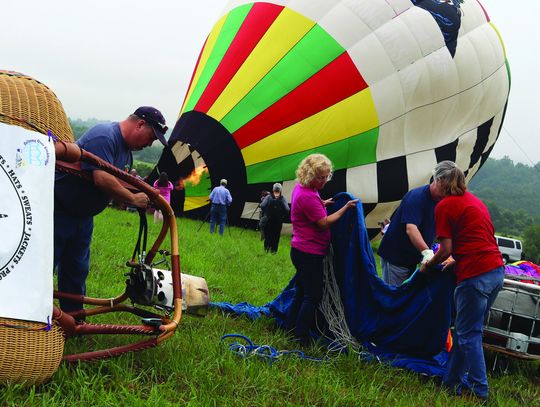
[213,193,456,376]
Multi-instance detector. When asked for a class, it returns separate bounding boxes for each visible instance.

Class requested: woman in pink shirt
[285,154,357,344]
[153,172,173,223]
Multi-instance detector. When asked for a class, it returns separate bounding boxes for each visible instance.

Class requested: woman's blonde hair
[433,160,467,196]
[296,154,333,187]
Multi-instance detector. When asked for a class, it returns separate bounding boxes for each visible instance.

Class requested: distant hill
[469,157,540,236]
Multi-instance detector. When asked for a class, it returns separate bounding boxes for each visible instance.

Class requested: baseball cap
[133,106,168,146]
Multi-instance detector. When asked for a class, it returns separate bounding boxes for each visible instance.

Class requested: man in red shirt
[420,161,504,401]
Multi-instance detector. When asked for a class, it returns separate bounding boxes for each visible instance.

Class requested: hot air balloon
[153,0,510,238]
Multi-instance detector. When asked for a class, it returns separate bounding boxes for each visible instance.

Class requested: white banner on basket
[0,123,55,324]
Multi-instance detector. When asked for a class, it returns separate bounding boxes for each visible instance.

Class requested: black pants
[285,247,325,340]
[263,220,283,253]
[170,188,185,216]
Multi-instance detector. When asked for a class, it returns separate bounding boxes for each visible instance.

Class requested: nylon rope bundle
[318,247,360,353]
[221,334,327,363]
[318,247,381,363]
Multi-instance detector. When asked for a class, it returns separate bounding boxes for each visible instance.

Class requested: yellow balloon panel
[241,88,379,166]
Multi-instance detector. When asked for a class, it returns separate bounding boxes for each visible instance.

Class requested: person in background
[153,171,173,223]
[209,178,232,235]
[379,218,390,236]
[260,183,289,253]
[54,106,168,314]
[377,175,445,285]
[420,161,504,401]
[285,154,357,344]
[258,190,271,240]
[170,178,185,217]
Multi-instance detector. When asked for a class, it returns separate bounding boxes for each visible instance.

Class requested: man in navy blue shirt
[208,178,232,235]
[377,177,444,286]
[54,106,168,314]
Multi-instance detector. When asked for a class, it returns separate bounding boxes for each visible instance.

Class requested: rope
[221,334,327,363]
[221,248,384,365]
[500,126,540,173]
[131,208,148,262]
[220,248,384,365]
[318,247,361,353]
[317,248,381,363]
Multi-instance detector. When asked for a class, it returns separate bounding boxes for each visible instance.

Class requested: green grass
[2,208,539,406]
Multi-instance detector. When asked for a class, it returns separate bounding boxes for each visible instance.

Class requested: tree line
[469,156,540,262]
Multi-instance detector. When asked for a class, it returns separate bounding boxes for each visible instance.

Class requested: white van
[495,235,523,264]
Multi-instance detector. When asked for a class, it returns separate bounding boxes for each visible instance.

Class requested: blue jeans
[209,204,227,235]
[54,211,94,312]
[285,247,325,340]
[443,266,505,398]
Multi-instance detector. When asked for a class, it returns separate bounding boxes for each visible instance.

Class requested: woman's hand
[323,198,357,208]
[441,256,456,271]
[344,199,358,209]
[323,198,334,207]
[420,253,455,273]
[316,199,359,230]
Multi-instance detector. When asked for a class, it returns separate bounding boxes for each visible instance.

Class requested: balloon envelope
[156,0,510,238]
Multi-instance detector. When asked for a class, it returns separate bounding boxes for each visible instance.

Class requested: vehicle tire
[502,255,509,265]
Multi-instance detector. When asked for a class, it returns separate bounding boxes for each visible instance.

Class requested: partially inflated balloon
[156,0,510,238]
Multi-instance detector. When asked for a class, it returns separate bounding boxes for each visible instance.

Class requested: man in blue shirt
[377,178,444,286]
[208,178,232,235]
[54,106,168,314]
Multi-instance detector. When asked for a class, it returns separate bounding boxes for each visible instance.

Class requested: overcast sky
[2,0,538,165]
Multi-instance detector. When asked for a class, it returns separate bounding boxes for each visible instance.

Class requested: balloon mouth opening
[171,142,212,212]
[166,110,248,219]
[179,146,209,186]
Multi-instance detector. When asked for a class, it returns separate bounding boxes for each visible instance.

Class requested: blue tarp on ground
[213,193,456,376]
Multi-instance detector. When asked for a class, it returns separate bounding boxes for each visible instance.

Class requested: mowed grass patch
[2,208,539,406]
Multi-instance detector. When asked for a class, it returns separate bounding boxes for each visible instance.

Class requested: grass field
[2,208,539,406]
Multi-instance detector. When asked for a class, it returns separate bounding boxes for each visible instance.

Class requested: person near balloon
[209,178,232,235]
[170,178,185,217]
[153,171,173,223]
[54,106,168,314]
[420,161,504,401]
[258,190,271,240]
[260,183,289,253]
[378,218,390,236]
[285,154,357,345]
[377,175,445,286]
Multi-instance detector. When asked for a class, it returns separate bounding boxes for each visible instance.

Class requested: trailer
[484,276,540,365]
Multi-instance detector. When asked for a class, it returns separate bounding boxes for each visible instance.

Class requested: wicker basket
[0,70,73,141]
[0,70,71,384]
[0,318,65,385]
